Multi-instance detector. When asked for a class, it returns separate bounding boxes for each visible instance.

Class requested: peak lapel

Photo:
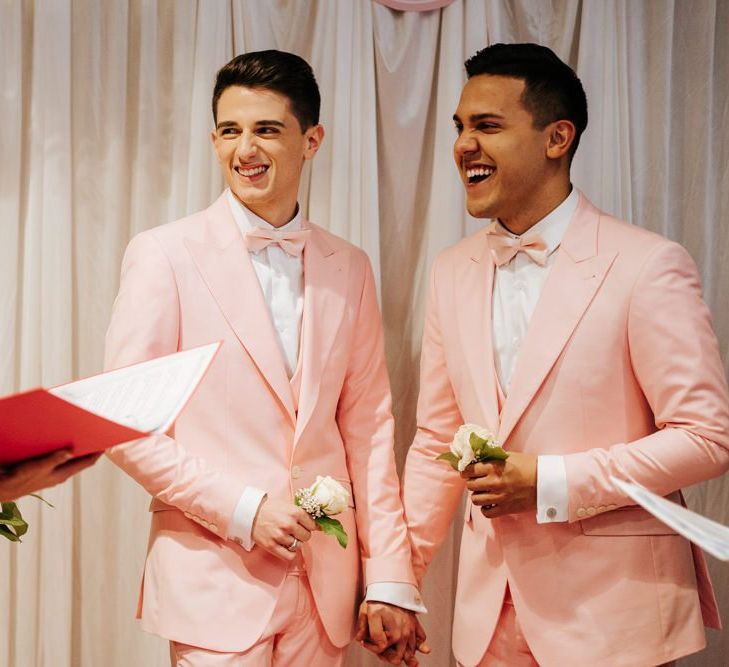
[294,226,349,445]
[498,198,617,445]
[185,196,296,423]
[456,235,501,434]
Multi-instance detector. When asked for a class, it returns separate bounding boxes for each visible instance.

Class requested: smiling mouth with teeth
[237,165,269,178]
[465,166,495,184]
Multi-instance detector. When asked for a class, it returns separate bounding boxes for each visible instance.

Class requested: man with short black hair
[106,49,425,666]
[402,42,729,666]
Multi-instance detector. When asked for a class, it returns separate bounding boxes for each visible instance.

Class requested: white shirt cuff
[229,486,266,550]
[365,583,427,614]
[536,455,568,523]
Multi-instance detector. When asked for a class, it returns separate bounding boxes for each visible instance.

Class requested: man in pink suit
[105,50,426,666]
[402,43,729,666]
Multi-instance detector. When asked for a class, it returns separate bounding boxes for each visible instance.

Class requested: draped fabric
[1,1,727,665]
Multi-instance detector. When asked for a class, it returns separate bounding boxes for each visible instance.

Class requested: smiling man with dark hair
[105,49,426,667]
[402,42,729,667]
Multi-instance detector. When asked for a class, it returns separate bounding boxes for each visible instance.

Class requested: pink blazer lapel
[498,195,617,445]
[184,194,296,423]
[294,224,349,445]
[456,235,501,435]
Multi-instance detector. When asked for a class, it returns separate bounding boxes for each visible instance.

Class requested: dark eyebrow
[254,120,286,128]
[468,113,505,123]
[215,119,286,130]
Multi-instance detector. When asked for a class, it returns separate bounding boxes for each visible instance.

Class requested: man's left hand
[462,451,538,518]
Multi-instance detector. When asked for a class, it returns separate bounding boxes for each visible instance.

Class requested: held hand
[0,450,101,503]
[251,497,317,561]
[383,616,429,667]
[355,602,429,666]
[462,451,538,518]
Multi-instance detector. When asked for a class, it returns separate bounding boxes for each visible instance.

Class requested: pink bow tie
[485,224,548,267]
[244,227,310,257]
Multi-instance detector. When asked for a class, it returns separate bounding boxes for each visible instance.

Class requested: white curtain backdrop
[1,1,727,665]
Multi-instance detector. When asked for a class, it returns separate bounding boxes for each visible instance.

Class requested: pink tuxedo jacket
[402,193,729,667]
[105,193,415,652]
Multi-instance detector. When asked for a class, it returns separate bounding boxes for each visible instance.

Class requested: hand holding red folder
[0,449,100,503]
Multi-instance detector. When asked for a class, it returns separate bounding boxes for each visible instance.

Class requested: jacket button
[586,507,596,516]
[291,466,302,479]
[576,508,587,518]
[209,524,217,532]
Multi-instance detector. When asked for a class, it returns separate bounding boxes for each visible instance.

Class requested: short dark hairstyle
[465,43,588,158]
[212,50,320,131]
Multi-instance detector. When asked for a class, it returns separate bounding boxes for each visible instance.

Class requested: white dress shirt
[490,188,579,524]
[224,191,425,612]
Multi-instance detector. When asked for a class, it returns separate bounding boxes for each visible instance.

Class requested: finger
[360,640,386,655]
[276,529,300,550]
[382,612,403,645]
[470,491,507,506]
[480,503,503,518]
[378,646,400,665]
[290,523,312,543]
[367,609,388,650]
[354,606,369,642]
[460,461,494,479]
[403,632,418,667]
[51,453,100,481]
[45,449,75,467]
[465,476,498,492]
[16,450,73,479]
[270,544,298,562]
[295,509,318,532]
[415,620,430,654]
[392,637,408,664]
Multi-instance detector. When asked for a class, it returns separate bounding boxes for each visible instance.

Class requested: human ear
[546,120,576,159]
[303,124,325,160]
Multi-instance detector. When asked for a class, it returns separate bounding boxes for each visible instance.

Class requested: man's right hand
[251,497,318,561]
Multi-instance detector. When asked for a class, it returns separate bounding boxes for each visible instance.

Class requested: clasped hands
[355,602,429,666]
[251,499,429,665]
[462,451,538,518]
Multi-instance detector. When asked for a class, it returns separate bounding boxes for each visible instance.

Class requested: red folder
[0,342,221,467]
[0,389,146,465]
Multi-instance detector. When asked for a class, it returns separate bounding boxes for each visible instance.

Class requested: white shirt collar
[225,188,302,235]
[494,187,579,256]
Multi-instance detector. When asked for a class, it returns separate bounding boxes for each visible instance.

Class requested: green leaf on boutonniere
[470,432,509,462]
[316,515,348,549]
[0,502,29,542]
[435,452,461,471]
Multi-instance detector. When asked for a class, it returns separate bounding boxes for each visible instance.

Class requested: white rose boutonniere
[294,475,349,548]
[436,423,509,471]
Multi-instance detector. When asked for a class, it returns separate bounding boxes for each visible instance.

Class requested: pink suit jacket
[105,193,415,652]
[402,193,729,667]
